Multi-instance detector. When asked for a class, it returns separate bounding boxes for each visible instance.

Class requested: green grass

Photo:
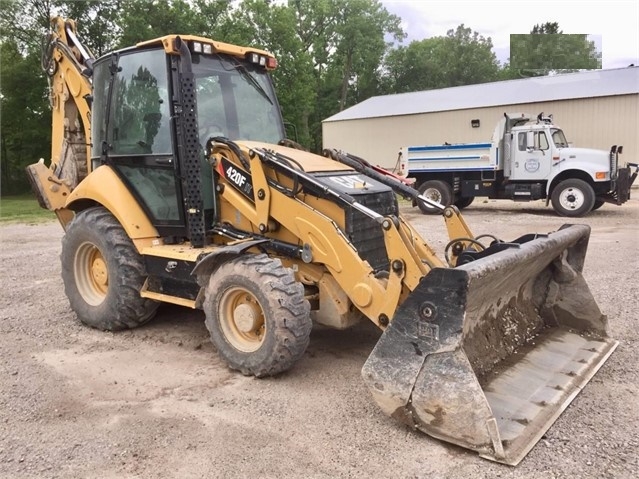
[0,194,56,224]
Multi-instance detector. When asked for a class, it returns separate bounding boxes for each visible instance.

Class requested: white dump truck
[399,113,637,216]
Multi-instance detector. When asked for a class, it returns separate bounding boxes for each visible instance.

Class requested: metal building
[322,67,639,171]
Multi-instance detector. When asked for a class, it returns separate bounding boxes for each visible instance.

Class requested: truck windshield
[192,54,285,146]
[551,129,569,148]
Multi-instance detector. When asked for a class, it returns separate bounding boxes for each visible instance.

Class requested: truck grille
[610,148,619,180]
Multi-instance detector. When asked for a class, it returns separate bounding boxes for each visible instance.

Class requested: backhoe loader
[27,17,618,466]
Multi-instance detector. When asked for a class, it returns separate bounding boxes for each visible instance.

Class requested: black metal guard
[174,37,205,247]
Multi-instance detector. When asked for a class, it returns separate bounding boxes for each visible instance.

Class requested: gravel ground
[1,198,637,479]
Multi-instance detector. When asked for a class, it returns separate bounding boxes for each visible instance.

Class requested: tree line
[0,0,600,195]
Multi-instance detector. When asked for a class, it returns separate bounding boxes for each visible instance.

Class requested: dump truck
[399,113,638,216]
[27,17,618,466]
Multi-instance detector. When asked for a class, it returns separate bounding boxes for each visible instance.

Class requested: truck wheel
[592,199,605,211]
[61,206,159,330]
[550,179,596,217]
[454,196,474,209]
[417,180,452,214]
[204,254,312,377]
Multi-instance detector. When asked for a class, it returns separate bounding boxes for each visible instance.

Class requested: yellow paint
[137,35,277,69]
[352,283,374,308]
[239,141,353,173]
[140,243,221,262]
[293,217,343,273]
[66,166,158,242]
[139,283,197,309]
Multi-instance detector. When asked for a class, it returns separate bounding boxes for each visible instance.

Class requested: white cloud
[382,0,639,68]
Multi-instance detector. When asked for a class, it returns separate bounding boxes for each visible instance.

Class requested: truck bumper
[601,163,638,205]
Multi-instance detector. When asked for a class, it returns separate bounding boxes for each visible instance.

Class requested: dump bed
[401,142,499,173]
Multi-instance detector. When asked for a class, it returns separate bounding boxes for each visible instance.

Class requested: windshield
[551,128,569,148]
[192,54,285,147]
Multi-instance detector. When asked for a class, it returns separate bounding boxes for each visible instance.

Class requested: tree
[289,0,403,150]
[117,0,207,47]
[329,0,404,110]
[0,1,121,196]
[0,0,54,54]
[509,22,601,76]
[383,24,500,93]
[0,41,50,194]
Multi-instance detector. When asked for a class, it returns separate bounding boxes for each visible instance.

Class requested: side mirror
[526,131,536,151]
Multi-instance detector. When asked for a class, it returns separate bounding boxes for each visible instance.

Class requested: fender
[66,165,158,242]
[191,239,269,284]
[546,155,610,196]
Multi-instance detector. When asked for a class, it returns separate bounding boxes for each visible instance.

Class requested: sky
[380,0,639,69]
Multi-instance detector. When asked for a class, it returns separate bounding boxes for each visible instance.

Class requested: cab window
[518,131,549,151]
[537,132,549,150]
[108,49,171,155]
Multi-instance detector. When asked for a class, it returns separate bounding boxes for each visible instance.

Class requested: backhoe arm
[27,17,94,228]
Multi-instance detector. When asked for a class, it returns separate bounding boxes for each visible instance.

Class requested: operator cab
[90,37,284,239]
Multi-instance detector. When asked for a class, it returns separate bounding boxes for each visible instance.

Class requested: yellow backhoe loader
[27,17,618,465]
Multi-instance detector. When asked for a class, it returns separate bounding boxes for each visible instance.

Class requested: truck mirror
[526,131,536,151]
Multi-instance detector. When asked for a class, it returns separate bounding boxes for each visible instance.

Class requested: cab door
[510,130,553,180]
[99,48,187,238]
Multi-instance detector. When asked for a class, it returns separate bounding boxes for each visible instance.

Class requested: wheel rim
[219,286,266,352]
[75,241,108,306]
[558,187,584,211]
[423,188,442,203]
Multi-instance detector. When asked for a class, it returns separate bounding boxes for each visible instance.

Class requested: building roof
[324,67,639,123]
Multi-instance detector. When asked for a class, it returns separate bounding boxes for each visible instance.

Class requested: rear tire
[204,254,312,377]
[417,180,452,214]
[550,179,595,217]
[61,206,159,330]
[454,196,474,209]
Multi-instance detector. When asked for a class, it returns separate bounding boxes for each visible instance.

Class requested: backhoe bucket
[362,224,617,465]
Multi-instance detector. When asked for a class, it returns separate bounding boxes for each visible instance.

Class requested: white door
[510,131,553,180]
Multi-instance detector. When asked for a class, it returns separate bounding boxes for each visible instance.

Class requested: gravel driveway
[1,198,637,478]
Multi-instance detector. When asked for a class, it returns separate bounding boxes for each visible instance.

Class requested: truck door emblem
[525,159,540,172]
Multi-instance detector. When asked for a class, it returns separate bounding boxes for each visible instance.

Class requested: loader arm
[210,142,437,327]
[26,17,94,228]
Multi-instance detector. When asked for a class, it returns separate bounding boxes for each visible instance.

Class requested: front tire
[204,254,312,377]
[61,206,159,330]
[417,180,452,214]
[454,196,474,209]
[550,179,595,217]
[592,199,605,211]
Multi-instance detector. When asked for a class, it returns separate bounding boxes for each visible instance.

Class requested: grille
[345,191,398,272]
[610,149,619,180]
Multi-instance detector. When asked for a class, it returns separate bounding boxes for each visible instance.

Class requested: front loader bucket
[362,224,617,465]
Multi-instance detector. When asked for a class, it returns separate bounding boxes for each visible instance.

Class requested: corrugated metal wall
[322,94,638,171]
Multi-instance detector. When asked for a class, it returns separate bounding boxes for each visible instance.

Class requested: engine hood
[236,140,354,173]
[559,147,608,159]
[558,147,610,167]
